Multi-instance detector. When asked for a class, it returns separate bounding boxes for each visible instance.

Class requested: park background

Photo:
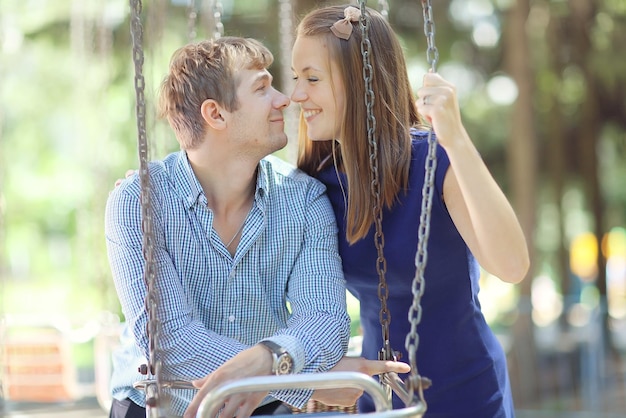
[1,0,626,417]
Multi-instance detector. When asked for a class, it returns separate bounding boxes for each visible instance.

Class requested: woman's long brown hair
[296,5,420,244]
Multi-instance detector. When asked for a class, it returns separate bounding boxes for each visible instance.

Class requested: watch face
[276,354,293,375]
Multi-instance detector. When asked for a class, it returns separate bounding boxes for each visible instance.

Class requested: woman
[291,5,530,417]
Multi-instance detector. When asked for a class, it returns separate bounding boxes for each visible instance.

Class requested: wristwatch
[258,340,294,375]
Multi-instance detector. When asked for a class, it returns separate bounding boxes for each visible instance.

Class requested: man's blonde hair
[158,37,274,149]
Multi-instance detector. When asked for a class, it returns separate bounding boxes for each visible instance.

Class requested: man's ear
[201,99,227,130]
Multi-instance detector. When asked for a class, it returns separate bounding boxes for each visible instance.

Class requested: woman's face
[291,36,346,141]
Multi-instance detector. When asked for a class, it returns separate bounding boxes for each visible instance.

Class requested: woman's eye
[292,75,319,83]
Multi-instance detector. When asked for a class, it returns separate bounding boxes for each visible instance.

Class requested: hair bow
[330,6,362,40]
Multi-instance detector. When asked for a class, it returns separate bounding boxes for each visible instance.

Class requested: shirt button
[228,315,236,322]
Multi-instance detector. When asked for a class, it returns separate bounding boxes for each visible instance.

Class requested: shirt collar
[255,159,270,203]
[175,150,269,209]
[173,151,204,209]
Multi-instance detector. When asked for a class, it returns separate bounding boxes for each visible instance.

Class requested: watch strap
[259,340,287,356]
[259,340,293,375]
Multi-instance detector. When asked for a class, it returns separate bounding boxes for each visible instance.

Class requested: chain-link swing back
[128,2,230,414]
[189,0,224,42]
[187,0,198,42]
[128,2,229,415]
[377,0,390,20]
[129,0,167,416]
[403,0,439,406]
[211,0,225,40]
[358,0,439,410]
[356,1,395,368]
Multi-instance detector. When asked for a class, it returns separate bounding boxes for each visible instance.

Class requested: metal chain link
[403,0,438,406]
[422,0,439,72]
[187,0,198,42]
[212,0,224,40]
[129,0,165,415]
[378,0,390,20]
[357,1,394,367]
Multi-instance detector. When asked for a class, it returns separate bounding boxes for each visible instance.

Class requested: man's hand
[184,345,273,418]
[310,356,410,407]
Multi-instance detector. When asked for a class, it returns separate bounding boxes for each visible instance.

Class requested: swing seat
[195,372,426,418]
[291,399,357,414]
[272,409,424,418]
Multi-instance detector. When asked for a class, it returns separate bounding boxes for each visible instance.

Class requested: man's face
[227,68,291,156]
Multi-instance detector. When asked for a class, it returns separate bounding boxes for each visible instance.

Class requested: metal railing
[195,371,426,418]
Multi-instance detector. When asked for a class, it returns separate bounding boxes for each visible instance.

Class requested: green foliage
[1,0,625,327]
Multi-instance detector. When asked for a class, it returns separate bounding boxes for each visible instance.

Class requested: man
[106,37,408,418]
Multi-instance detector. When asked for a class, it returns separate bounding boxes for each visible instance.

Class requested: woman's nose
[290,85,306,103]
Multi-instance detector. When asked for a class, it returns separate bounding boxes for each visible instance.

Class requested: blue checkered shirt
[105,151,350,416]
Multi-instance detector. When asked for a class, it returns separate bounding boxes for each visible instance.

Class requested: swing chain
[421,0,439,72]
[378,0,390,21]
[187,0,198,42]
[357,1,395,365]
[403,0,439,405]
[129,0,166,414]
[212,0,224,40]
[403,130,436,401]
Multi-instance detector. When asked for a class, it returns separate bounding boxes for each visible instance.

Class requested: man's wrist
[253,344,275,375]
[258,340,294,375]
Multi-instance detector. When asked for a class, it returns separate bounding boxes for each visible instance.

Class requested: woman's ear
[201,99,226,130]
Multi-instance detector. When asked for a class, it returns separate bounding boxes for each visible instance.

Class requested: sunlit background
[1,0,626,417]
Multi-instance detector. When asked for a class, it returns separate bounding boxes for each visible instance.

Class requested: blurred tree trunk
[546,5,571,327]
[569,0,608,330]
[568,3,621,397]
[503,0,539,408]
[569,0,605,297]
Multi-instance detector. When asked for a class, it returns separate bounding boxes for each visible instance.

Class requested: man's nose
[274,89,291,108]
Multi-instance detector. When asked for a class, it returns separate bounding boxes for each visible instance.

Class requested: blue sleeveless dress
[316,130,515,417]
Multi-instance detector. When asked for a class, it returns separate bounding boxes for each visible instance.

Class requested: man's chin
[269,136,288,152]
